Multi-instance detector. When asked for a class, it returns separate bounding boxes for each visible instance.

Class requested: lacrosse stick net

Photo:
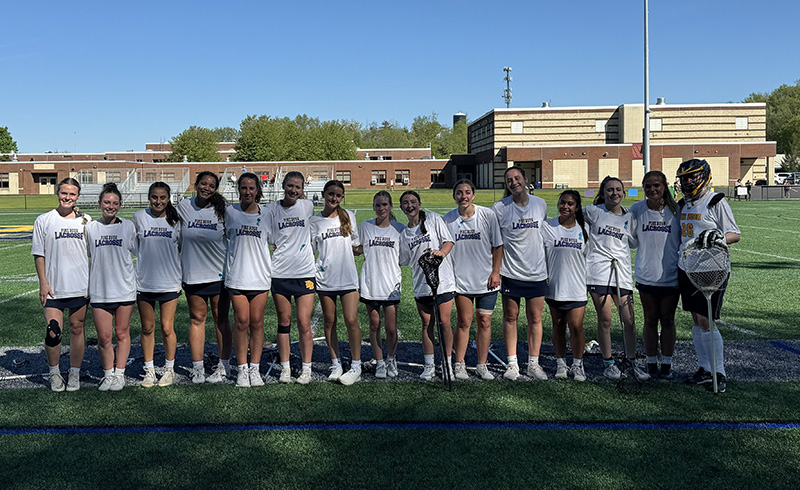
[418,250,452,390]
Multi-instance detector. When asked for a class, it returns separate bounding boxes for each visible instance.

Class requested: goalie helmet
[676,159,711,201]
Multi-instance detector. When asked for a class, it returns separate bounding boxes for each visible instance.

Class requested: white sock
[165,359,175,369]
[281,361,290,370]
[103,369,113,377]
[49,365,60,374]
[250,363,260,371]
[424,354,434,366]
[692,326,710,371]
[69,367,80,375]
[529,356,539,366]
[446,355,452,367]
[377,359,386,367]
[238,363,247,372]
[352,360,362,370]
[221,358,231,374]
[332,357,341,366]
[144,360,154,370]
[507,355,518,365]
[556,358,567,367]
[192,360,204,371]
[115,367,125,376]
[711,329,726,376]
[302,362,311,371]
[700,330,713,372]
[572,358,583,367]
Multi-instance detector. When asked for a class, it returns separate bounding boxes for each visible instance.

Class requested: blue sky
[3,0,797,153]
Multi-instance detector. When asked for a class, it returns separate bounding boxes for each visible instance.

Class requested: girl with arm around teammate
[133,182,182,387]
[32,178,91,392]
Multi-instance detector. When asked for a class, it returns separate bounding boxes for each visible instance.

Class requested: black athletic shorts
[678,268,727,320]
[45,296,89,311]
[137,291,181,305]
[272,278,316,299]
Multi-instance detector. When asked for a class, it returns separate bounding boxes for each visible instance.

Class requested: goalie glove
[696,229,727,249]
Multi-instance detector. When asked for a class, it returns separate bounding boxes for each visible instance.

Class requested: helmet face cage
[677,159,711,200]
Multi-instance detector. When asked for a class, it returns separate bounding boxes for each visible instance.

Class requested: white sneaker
[236,368,251,388]
[555,364,568,380]
[375,362,387,379]
[633,364,651,382]
[279,367,293,384]
[50,371,65,392]
[476,363,494,381]
[454,362,469,380]
[571,364,586,382]
[604,363,621,381]
[158,367,175,387]
[206,363,228,384]
[296,367,312,385]
[98,375,114,392]
[503,362,520,381]
[328,364,343,382]
[527,363,548,381]
[249,365,264,387]
[339,367,362,386]
[66,370,80,392]
[141,367,157,388]
[110,373,125,391]
[420,363,436,381]
[190,366,206,384]
[386,358,398,378]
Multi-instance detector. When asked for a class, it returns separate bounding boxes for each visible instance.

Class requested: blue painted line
[770,341,800,356]
[1,420,799,436]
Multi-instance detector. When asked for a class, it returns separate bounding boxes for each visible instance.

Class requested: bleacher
[74,167,190,208]
[219,165,332,204]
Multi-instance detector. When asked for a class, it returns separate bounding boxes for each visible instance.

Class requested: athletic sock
[529,356,539,366]
[49,364,60,374]
[144,360,154,370]
[661,356,673,366]
[387,355,396,362]
[572,358,583,367]
[711,330,726,376]
[351,360,362,370]
[238,363,247,373]
[165,359,175,369]
[376,359,386,367]
[251,363,260,372]
[556,358,567,367]
[446,355,452,368]
[301,362,311,371]
[646,355,658,365]
[331,357,341,366]
[69,367,80,375]
[603,358,615,368]
[424,354,434,366]
[507,355,518,365]
[700,330,713,372]
[192,360,204,371]
[692,326,710,371]
[221,358,231,375]
[103,369,113,377]
[115,367,125,376]
[281,361,290,370]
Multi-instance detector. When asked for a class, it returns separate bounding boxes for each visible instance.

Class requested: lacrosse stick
[682,230,731,394]
[418,249,453,391]
[611,258,641,395]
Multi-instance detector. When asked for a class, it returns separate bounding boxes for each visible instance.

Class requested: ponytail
[149,181,182,227]
[559,190,589,243]
[194,171,227,223]
[323,180,351,237]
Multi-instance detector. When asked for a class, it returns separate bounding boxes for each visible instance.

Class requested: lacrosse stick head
[682,233,731,296]
[418,249,443,294]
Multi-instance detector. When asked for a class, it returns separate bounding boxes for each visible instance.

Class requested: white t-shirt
[133,209,182,293]
[31,209,92,299]
[678,191,740,270]
[177,197,226,285]
[492,194,548,282]
[442,205,503,295]
[542,217,588,302]
[86,219,137,303]
[224,204,272,291]
[358,219,405,301]
[310,210,360,291]
[399,212,456,297]
[629,200,681,286]
[583,203,635,290]
[266,199,316,279]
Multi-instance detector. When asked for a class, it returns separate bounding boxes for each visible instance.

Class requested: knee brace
[277,324,291,334]
[45,319,62,347]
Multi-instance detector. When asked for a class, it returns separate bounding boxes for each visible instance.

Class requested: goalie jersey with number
[678,192,739,270]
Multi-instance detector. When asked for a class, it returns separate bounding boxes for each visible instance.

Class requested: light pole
[643,0,651,173]
[503,67,512,108]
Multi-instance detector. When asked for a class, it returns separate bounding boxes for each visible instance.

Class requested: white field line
[0,289,37,305]
[0,243,31,251]
[309,300,323,336]
[716,320,759,337]
[737,213,800,222]
[739,225,800,235]
[733,248,800,263]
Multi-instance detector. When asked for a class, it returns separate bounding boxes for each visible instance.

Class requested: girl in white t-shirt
[584,176,648,382]
[399,190,456,381]
[177,171,232,384]
[225,173,272,388]
[266,171,316,385]
[629,171,681,379]
[310,180,363,386]
[86,183,137,391]
[133,182,182,388]
[32,177,91,392]
[357,191,405,379]
[542,190,589,382]
[443,179,503,381]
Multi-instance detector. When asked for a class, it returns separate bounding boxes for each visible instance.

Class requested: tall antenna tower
[503,67,512,108]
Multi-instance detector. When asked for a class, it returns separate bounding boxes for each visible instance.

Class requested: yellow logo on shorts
[305,280,315,290]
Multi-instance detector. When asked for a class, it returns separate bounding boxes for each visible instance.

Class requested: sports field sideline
[1,193,800,489]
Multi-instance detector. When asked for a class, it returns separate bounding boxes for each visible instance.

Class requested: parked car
[776,172,792,184]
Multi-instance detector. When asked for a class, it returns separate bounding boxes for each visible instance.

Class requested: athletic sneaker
[66,370,81,392]
[339,367,361,386]
[110,373,125,392]
[375,362,387,379]
[454,362,469,380]
[603,364,622,381]
[527,363,548,381]
[633,364,651,382]
[296,367,312,385]
[688,367,712,385]
[141,367,157,388]
[420,363,436,381]
[711,373,727,393]
[50,372,66,392]
[98,375,114,392]
[190,366,206,384]
[206,363,228,384]
[503,362,520,381]
[328,364,343,382]
[660,364,674,380]
[158,367,175,387]
[386,358,398,378]
[236,368,251,388]
[570,364,587,382]
[476,364,494,381]
[279,368,293,384]
[555,364,569,380]
[249,365,264,387]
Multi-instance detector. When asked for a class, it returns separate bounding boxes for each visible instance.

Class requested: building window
[510,121,524,134]
[371,170,386,185]
[650,118,662,131]
[595,120,608,132]
[0,173,9,189]
[430,169,444,184]
[736,117,749,130]
[336,170,351,184]
[395,169,410,185]
[162,172,176,181]
[107,172,122,182]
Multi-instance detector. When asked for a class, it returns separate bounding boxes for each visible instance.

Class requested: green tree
[744,80,800,154]
[0,126,18,161]
[434,120,467,158]
[234,116,304,162]
[166,126,219,162]
[410,113,444,150]
[210,126,240,142]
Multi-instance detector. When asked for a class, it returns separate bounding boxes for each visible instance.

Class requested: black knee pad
[277,324,291,334]
[45,319,62,347]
